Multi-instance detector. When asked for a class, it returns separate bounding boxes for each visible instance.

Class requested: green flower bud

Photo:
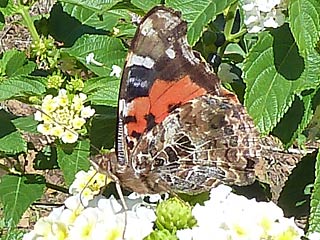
[30,36,58,69]
[47,74,65,89]
[144,229,178,240]
[155,198,196,233]
[28,96,42,104]
[67,76,84,92]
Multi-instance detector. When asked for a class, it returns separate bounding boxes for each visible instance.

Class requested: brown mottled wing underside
[110,94,308,200]
[256,136,307,201]
[119,95,261,194]
[92,6,310,202]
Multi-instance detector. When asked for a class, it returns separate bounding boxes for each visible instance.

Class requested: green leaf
[166,0,237,46]
[308,150,320,234]
[289,0,320,54]
[59,0,120,10]
[62,34,127,76]
[244,25,320,134]
[0,11,4,31]
[0,174,45,227]
[84,76,120,107]
[57,140,90,186]
[272,96,307,145]
[90,107,117,150]
[60,0,129,31]
[0,76,46,101]
[114,21,137,38]
[0,0,18,17]
[293,91,318,143]
[131,0,161,11]
[12,116,38,133]
[0,131,27,154]
[0,50,36,77]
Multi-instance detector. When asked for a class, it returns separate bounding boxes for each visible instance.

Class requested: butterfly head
[90,150,118,182]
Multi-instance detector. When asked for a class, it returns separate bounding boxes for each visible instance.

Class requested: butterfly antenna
[115,180,128,239]
[78,171,98,206]
[90,153,128,239]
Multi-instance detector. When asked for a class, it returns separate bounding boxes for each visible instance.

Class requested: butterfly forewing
[116,7,221,167]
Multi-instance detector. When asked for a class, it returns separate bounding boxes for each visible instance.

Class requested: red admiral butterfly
[92,6,306,201]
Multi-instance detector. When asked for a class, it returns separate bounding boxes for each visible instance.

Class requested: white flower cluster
[23,168,156,240]
[34,89,95,143]
[23,195,155,240]
[69,167,109,206]
[23,166,308,240]
[242,0,287,33]
[177,185,303,240]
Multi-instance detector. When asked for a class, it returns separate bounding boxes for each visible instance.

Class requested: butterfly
[92,6,306,202]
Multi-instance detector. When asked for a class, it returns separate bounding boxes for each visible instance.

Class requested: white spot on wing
[128,54,155,69]
[155,10,180,30]
[141,18,156,36]
[143,56,155,68]
[119,99,127,116]
[130,55,144,66]
[165,48,175,59]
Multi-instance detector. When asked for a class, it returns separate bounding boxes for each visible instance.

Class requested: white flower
[55,196,84,225]
[264,8,285,28]
[69,167,107,206]
[50,125,64,137]
[97,196,156,239]
[268,217,304,239]
[23,217,68,240]
[72,117,86,129]
[42,95,58,113]
[113,27,120,35]
[24,164,156,240]
[125,210,155,240]
[256,0,281,12]
[177,226,229,240]
[308,232,320,240]
[56,89,69,106]
[68,207,101,239]
[61,130,78,143]
[86,52,103,66]
[37,123,52,135]
[72,95,84,111]
[81,106,95,118]
[110,65,122,78]
[241,0,287,33]
[182,185,303,240]
[34,110,42,121]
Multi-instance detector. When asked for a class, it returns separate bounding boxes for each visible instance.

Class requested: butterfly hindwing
[130,94,261,193]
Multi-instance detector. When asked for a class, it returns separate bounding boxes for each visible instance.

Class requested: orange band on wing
[126,97,150,135]
[150,75,206,122]
[126,75,207,136]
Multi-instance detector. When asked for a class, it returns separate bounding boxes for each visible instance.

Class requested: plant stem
[218,2,238,58]
[218,2,250,58]
[46,182,69,193]
[224,2,238,42]
[229,28,247,42]
[17,5,40,42]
